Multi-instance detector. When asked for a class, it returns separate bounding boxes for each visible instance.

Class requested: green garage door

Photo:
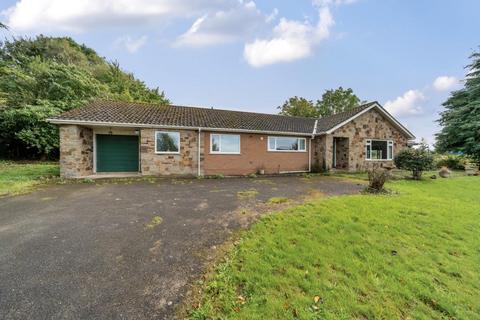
[96,135,139,172]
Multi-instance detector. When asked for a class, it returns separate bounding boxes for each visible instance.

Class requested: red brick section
[202,131,310,175]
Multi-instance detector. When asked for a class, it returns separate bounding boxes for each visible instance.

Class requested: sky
[1,0,479,145]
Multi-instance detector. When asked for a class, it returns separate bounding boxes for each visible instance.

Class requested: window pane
[298,139,306,151]
[371,140,388,160]
[388,145,393,160]
[221,135,240,153]
[276,137,298,150]
[156,132,179,152]
[268,137,275,150]
[211,135,220,152]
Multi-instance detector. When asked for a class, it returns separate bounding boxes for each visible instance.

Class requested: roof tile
[50,100,378,135]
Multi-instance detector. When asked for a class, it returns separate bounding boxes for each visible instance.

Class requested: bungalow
[47,100,415,178]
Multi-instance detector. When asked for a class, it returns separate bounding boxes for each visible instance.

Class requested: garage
[96,135,139,172]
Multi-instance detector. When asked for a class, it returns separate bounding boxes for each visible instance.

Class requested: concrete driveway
[0,175,363,319]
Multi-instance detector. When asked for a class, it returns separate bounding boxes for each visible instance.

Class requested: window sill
[267,150,307,153]
[155,151,180,155]
[209,152,241,155]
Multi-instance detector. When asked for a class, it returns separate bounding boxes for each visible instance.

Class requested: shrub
[394,147,435,180]
[435,154,466,170]
[366,167,390,193]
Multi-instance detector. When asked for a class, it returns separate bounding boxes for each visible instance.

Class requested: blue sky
[1,0,479,145]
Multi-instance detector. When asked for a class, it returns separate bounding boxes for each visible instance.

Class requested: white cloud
[2,0,231,32]
[384,89,426,116]
[115,35,148,53]
[243,6,334,67]
[174,1,266,47]
[433,76,458,91]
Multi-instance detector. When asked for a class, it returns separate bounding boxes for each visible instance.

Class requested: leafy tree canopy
[278,87,361,118]
[315,87,361,117]
[0,36,169,158]
[277,96,318,118]
[436,49,480,164]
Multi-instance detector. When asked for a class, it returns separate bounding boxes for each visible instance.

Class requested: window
[268,137,306,152]
[155,131,180,153]
[365,139,393,160]
[210,134,240,154]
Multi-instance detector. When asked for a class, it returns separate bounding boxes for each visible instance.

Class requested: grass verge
[188,176,480,319]
[0,161,60,197]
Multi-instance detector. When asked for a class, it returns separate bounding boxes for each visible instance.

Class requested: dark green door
[96,135,139,172]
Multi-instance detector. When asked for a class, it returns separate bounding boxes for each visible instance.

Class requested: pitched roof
[315,102,377,132]
[50,100,317,134]
[48,100,414,138]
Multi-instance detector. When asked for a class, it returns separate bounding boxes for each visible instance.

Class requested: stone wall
[334,137,349,169]
[59,125,93,178]
[140,128,201,176]
[314,108,409,171]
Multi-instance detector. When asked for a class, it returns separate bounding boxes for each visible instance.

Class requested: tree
[315,87,361,117]
[436,49,480,165]
[0,36,169,159]
[278,87,361,118]
[0,22,7,29]
[394,145,435,180]
[277,96,318,117]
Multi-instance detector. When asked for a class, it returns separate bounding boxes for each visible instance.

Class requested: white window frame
[210,133,241,154]
[267,136,307,152]
[365,139,393,161]
[155,131,180,154]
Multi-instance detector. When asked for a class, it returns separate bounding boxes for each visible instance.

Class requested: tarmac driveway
[0,175,363,319]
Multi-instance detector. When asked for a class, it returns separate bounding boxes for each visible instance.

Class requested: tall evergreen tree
[436,50,480,164]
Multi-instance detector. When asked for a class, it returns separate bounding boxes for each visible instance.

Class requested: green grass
[0,161,60,196]
[267,197,289,204]
[190,177,480,319]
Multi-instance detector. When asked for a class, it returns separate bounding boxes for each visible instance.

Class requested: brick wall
[203,131,310,175]
[59,125,93,178]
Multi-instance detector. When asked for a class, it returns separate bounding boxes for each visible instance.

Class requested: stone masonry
[313,108,409,171]
[140,128,201,176]
[59,125,93,178]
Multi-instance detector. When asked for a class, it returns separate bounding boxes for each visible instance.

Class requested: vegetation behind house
[0,36,169,159]
[436,49,480,165]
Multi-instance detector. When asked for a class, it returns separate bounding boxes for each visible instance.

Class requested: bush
[394,147,435,180]
[366,167,390,193]
[435,154,466,170]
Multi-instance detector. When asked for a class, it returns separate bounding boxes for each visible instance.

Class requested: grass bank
[0,161,59,197]
[190,177,480,319]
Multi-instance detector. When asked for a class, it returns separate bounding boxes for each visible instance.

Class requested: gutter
[47,119,312,137]
[197,128,201,177]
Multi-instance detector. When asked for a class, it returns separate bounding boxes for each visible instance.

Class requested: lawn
[190,176,480,319]
[0,161,60,197]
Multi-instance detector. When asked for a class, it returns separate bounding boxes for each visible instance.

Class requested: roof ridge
[316,101,378,121]
[93,99,318,121]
